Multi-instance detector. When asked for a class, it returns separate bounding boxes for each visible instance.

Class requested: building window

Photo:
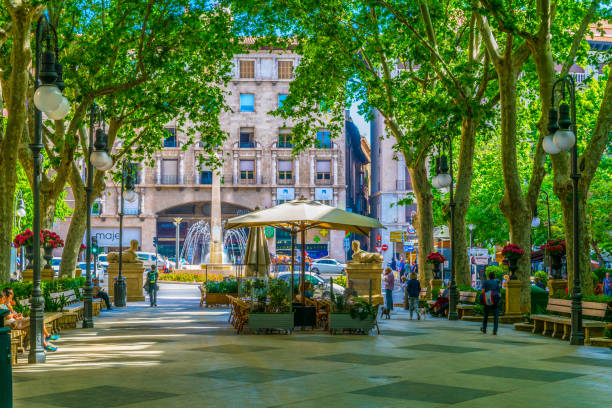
[239,127,255,148]
[130,163,140,185]
[278,60,293,79]
[91,201,101,215]
[240,94,254,112]
[239,60,255,78]
[278,160,293,184]
[278,129,293,148]
[316,130,331,149]
[316,160,331,184]
[278,94,288,108]
[239,160,255,183]
[200,171,213,185]
[162,159,178,184]
[164,127,176,147]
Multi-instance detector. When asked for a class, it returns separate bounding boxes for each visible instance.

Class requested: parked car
[97,254,109,272]
[275,271,345,296]
[168,257,189,267]
[135,252,163,269]
[77,262,104,277]
[51,257,62,273]
[309,258,346,275]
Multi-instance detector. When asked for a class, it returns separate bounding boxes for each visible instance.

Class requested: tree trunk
[0,7,34,283]
[408,158,434,289]
[59,192,87,278]
[498,66,532,313]
[453,116,477,287]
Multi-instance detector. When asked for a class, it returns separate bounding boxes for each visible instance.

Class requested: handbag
[482,290,496,306]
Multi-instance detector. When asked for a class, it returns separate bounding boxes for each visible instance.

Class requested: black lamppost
[431,137,458,321]
[116,161,137,307]
[542,74,583,345]
[30,15,70,364]
[83,105,113,328]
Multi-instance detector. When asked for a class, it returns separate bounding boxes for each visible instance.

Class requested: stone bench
[528,298,608,344]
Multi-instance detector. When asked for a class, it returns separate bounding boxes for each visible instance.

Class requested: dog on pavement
[380,306,391,320]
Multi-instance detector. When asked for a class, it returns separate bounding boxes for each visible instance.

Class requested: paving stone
[460,365,586,382]
[189,367,312,383]
[404,343,485,353]
[306,352,412,365]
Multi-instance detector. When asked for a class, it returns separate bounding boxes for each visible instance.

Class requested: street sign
[404,244,414,252]
[375,246,382,253]
[381,244,388,251]
[389,231,405,242]
[343,237,351,251]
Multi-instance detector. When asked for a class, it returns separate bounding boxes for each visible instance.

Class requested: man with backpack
[480,271,501,335]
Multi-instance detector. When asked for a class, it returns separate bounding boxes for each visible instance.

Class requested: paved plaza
[12,283,612,408]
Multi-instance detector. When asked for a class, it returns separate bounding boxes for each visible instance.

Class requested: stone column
[194,154,200,184]
[333,153,338,185]
[310,155,315,185]
[505,280,523,318]
[272,152,277,185]
[139,189,145,214]
[233,153,238,184]
[179,151,185,184]
[256,151,262,184]
[294,156,300,185]
[155,154,161,184]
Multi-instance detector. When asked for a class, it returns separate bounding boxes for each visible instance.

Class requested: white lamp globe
[46,96,70,120]
[17,207,26,218]
[431,176,441,189]
[553,129,576,151]
[90,151,114,171]
[531,217,541,228]
[437,173,452,188]
[542,135,561,155]
[124,189,138,202]
[34,84,63,113]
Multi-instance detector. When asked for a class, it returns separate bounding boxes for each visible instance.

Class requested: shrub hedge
[158,273,224,283]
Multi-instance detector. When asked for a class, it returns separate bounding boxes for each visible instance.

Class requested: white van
[135,252,164,269]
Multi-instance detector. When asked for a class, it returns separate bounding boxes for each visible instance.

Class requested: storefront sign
[86,228,141,247]
[277,187,295,200]
[315,187,333,201]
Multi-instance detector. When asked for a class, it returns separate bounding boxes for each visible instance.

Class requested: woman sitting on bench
[1,288,59,351]
[430,288,449,317]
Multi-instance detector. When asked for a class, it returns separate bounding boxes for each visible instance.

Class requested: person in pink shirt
[384,267,395,312]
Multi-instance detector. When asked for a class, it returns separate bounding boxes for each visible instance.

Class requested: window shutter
[316,160,331,172]
[240,160,255,171]
[278,160,292,171]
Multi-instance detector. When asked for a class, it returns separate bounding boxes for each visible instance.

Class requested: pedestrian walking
[384,267,395,313]
[391,257,397,273]
[406,272,421,320]
[146,264,159,307]
[603,272,612,297]
[398,257,405,278]
[480,271,501,335]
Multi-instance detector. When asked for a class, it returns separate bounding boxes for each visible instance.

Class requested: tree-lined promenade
[1,1,611,316]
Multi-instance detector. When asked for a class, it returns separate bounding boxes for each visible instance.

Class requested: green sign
[264,227,275,238]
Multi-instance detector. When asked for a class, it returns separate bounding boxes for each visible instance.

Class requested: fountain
[181,221,247,265]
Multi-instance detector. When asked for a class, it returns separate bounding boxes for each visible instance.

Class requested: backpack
[482,290,497,306]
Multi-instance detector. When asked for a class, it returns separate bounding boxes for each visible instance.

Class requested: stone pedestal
[345,262,383,305]
[22,268,55,281]
[505,280,523,318]
[208,241,224,265]
[107,263,145,301]
[430,279,443,294]
[548,279,567,295]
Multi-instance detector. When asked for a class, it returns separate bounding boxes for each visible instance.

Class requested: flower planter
[43,247,54,270]
[550,254,563,279]
[507,257,519,280]
[24,245,34,270]
[248,312,294,333]
[204,292,237,307]
[329,312,376,334]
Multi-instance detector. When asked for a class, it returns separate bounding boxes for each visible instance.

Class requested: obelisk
[209,170,224,264]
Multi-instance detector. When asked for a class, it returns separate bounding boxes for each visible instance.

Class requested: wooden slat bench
[531,298,608,344]
[457,291,478,319]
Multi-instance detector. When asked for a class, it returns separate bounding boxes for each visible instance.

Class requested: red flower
[426,252,446,264]
[502,244,525,260]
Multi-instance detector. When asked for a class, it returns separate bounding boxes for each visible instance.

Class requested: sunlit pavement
[12,283,612,408]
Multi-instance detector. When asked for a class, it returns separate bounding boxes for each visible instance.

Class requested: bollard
[0,310,13,408]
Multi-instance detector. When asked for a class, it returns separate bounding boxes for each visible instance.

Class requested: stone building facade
[56,49,347,262]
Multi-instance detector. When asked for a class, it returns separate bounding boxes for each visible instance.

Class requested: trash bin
[0,309,13,408]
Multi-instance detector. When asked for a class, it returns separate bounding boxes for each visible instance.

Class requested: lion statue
[107,239,142,264]
[349,240,383,264]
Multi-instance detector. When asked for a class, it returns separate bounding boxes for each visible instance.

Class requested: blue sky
[349,102,370,143]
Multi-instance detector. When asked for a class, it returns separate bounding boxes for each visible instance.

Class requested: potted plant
[13,229,35,269]
[328,295,377,334]
[204,279,238,307]
[502,244,525,280]
[541,239,566,279]
[426,252,446,279]
[41,230,64,270]
[248,279,294,333]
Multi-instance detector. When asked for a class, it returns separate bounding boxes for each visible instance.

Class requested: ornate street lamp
[542,74,583,345]
[116,161,137,307]
[432,137,458,321]
[30,15,70,364]
[83,105,113,328]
